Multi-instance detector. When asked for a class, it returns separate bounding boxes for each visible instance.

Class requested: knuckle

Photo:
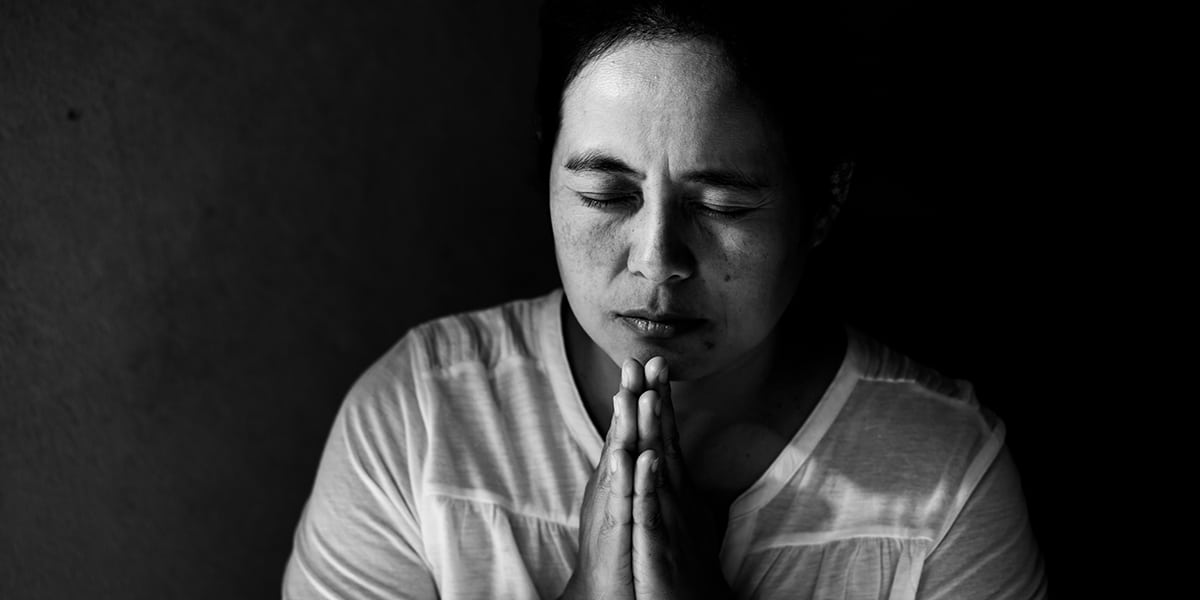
[594,471,610,494]
[600,505,619,533]
[635,496,662,529]
[642,507,662,530]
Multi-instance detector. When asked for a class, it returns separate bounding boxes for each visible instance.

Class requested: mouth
[615,310,706,339]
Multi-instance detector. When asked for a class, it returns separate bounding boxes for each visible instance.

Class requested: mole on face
[724,273,732,282]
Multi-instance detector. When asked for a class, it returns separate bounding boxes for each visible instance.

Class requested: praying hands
[559,357,734,600]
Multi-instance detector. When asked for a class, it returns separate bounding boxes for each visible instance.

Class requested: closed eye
[576,193,756,219]
[692,202,754,219]
[577,193,639,210]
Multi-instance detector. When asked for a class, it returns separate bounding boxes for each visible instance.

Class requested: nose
[626,199,695,284]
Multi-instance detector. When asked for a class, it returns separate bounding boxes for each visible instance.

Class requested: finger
[644,356,668,391]
[632,449,667,571]
[650,361,687,491]
[601,445,634,538]
[621,357,646,396]
[652,466,685,535]
[637,389,661,456]
[609,390,639,452]
[643,357,674,468]
[602,390,618,447]
[598,392,633,492]
[633,450,662,525]
[594,394,618,495]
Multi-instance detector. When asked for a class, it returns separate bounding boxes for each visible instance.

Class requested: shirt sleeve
[916,445,1048,599]
[282,337,439,600]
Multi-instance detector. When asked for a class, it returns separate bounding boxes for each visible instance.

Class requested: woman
[283,0,1046,598]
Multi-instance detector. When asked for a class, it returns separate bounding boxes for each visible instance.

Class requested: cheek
[551,205,624,287]
[710,224,802,324]
[712,224,793,286]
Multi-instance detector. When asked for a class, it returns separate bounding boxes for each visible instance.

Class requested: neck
[669,329,779,422]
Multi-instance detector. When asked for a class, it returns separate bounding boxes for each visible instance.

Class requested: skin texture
[549,38,810,385]
[552,38,835,600]
[561,358,731,600]
[629,358,731,600]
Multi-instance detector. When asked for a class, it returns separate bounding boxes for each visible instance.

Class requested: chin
[601,333,720,382]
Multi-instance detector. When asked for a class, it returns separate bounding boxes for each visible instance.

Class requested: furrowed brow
[563,151,642,178]
[681,168,768,192]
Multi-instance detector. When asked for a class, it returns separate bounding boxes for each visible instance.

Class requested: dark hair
[536,0,858,222]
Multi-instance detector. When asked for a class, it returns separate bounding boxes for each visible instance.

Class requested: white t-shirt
[283,289,1046,599]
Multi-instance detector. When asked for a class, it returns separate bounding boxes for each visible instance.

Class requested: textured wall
[0,1,553,597]
[1,1,1058,598]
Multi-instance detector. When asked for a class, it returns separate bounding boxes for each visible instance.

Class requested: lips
[616,310,705,339]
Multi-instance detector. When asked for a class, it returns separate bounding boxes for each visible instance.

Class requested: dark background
[1,0,1074,598]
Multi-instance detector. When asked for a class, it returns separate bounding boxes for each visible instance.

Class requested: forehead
[567,38,736,108]
[558,39,781,173]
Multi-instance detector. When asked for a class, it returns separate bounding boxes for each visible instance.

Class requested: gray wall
[1,1,554,597]
[1,1,1060,598]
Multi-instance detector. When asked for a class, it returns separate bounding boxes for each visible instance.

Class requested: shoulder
[397,290,559,374]
[815,330,1009,541]
[334,289,585,521]
[351,290,560,393]
[337,289,563,429]
[838,330,1004,461]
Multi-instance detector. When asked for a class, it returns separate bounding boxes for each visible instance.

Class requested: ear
[811,160,854,248]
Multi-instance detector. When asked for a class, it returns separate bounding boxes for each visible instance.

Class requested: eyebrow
[563,151,641,179]
[563,150,768,191]
[680,168,768,192]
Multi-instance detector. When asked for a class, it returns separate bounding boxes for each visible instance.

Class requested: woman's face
[550,38,811,381]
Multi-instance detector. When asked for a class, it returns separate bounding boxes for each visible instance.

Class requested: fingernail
[610,457,617,474]
[651,457,660,473]
[612,394,620,419]
[654,395,661,416]
[621,363,631,389]
[660,364,668,384]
